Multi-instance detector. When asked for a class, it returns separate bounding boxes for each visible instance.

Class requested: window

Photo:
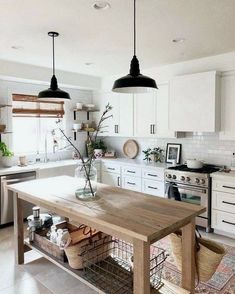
[12,94,65,154]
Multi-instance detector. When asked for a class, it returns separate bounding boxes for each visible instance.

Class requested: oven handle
[170,184,207,194]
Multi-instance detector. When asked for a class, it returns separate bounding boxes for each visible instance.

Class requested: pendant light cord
[52,34,55,76]
[134,0,136,56]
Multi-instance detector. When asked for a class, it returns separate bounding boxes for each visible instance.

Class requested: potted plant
[0,142,14,167]
[142,147,164,163]
[91,139,107,159]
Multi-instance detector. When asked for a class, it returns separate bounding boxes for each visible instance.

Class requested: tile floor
[0,225,234,294]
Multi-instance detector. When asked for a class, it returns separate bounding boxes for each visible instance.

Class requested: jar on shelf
[75,162,98,201]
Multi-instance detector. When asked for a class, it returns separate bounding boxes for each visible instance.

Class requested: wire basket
[81,238,167,294]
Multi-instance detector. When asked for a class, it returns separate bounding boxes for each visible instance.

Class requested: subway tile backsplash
[103,133,235,168]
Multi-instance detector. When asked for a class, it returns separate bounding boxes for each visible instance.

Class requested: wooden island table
[8,176,205,294]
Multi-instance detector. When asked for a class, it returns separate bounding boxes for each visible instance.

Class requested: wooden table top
[8,176,205,242]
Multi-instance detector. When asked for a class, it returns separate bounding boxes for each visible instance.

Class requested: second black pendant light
[112,0,158,93]
[38,32,71,100]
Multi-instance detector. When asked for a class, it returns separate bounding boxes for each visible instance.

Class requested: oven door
[167,183,209,228]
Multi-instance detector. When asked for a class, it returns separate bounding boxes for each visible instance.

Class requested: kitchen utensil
[123,140,139,159]
[76,102,83,110]
[186,159,204,169]
[19,155,27,166]
[84,103,95,109]
[73,123,82,131]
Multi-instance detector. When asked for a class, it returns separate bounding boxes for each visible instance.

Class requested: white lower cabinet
[142,179,164,197]
[212,177,235,237]
[122,176,142,192]
[101,160,165,197]
[102,172,121,187]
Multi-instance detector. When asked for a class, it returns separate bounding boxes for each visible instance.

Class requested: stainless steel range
[165,164,221,232]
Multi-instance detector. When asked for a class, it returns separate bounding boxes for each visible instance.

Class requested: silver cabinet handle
[222,220,235,226]
[127,181,136,186]
[148,186,158,190]
[222,200,235,206]
[222,185,235,190]
[150,124,152,134]
[127,170,135,174]
[117,176,120,187]
[114,125,119,134]
[107,167,115,171]
[152,124,155,134]
[147,173,158,177]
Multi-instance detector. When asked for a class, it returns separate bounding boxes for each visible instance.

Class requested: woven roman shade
[12,94,65,118]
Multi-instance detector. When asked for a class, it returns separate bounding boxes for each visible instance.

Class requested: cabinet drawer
[212,179,235,194]
[122,165,141,177]
[212,191,235,213]
[212,210,235,235]
[142,168,164,181]
[142,179,164,197]
[122,176,141,192]
[102,162,121,174]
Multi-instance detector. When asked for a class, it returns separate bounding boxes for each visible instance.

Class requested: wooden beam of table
[133,239,150,294]
[181,219,196,294]
[13,193,24,264]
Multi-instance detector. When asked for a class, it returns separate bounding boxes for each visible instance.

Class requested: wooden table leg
[133,239,150,294]
[181,219,195,294]
[14,193,24,265]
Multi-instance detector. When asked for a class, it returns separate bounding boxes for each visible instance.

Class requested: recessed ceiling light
[85,62,94,66]
[172,38,185,44]
[93,1,110,10]
[11,45,23,50]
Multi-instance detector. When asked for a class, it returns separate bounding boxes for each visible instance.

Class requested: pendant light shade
[112,0,157,93]
[38,32,71,100]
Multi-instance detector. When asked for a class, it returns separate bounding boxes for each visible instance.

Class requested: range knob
[172,175,177,180]
[195,178,200,184]
[186,177,191,182]
[200,179,205,185]
[180,176,185,181]
[167,174,172,179]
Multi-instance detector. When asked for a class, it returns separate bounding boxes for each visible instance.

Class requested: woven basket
[170,231,226,282]
[64,225,111,270]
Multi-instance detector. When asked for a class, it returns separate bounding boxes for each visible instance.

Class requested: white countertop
[0,157,168,176]
[211,170,235,181]
[101,157,168,169]
[0,159,80,176]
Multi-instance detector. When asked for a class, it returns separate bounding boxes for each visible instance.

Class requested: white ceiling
[0,0,235,77]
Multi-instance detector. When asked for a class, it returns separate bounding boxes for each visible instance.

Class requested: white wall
[97,51,235,168]
[0,59,101,90]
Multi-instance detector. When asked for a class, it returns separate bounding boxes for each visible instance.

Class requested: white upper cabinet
[133,84,178,138]
[134,92,156,137]
[220,72,235,140]
[169,71,221,132]
[155,83,177,138]
[93,91,133,137]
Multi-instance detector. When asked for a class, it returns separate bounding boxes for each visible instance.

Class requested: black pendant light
[112,0,157,93]
[38,32,71,100]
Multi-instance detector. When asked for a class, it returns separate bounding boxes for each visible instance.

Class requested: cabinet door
[134,92,156,137]
[105,92,120,136]
[156,83,177,138]
[220,74,235,140]
[118,94,133,136]
[102,172,121,187]
[169,71,219,132]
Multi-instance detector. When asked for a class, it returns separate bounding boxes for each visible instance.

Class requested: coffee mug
[19,156,27,166]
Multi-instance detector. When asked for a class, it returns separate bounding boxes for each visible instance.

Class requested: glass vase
[74,162,98,201]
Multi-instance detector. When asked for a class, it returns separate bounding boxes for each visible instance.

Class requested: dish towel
[165,182,181,201]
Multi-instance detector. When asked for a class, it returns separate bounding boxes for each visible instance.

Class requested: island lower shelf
[24,238,189,294]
